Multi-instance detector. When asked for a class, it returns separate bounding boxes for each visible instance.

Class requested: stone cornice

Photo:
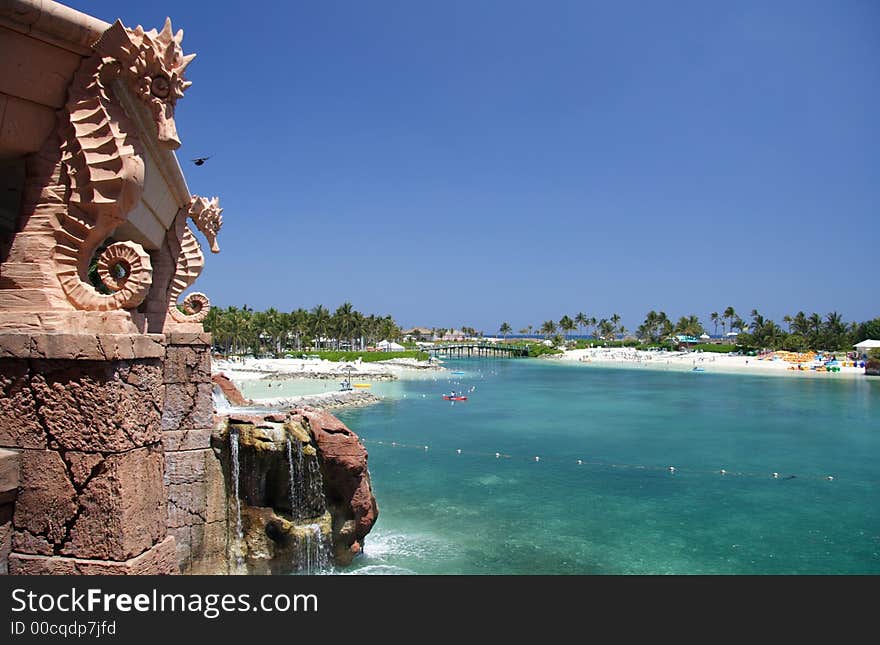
[0,0,109,56]
[0,332,167,359]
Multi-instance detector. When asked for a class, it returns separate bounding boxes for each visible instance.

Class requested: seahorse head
[95,18,195,149]
[189,195,223,253]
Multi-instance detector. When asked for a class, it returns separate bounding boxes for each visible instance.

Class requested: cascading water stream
[230,429,243,571]
[285,435,331,574]
[302,523,330,574]
[213,385,233,415]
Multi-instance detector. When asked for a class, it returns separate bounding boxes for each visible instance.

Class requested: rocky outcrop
[208,408,377,572]
[255,390,380,411]
[290,407,378,566]
[212,372,251,406]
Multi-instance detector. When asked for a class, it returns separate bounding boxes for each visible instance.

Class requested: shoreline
[213,356,444,382]
[550,347,869,379]
[253,389,382,411]
[212,356,445,411]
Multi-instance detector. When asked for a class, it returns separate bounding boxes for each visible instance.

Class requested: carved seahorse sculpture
[53,18,195,311]
[167,196,223,323]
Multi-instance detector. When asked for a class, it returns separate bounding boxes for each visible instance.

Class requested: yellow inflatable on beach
[353,383,372,388]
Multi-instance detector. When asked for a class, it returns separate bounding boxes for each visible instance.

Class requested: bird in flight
[192,157,210,166]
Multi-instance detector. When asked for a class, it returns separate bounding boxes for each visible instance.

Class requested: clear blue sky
[67,1,879,333]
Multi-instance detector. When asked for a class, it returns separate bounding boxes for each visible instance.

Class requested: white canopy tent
[853,339,880,350]
[376,339,406,351]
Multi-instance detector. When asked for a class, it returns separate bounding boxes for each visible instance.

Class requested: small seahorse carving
[53,18,194,311]
[167,196,222,323]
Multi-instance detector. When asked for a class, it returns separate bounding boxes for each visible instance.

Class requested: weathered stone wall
[0,332,176,574]
[162,332,226,573]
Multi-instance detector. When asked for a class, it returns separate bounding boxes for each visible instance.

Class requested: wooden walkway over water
[427,343,530,358]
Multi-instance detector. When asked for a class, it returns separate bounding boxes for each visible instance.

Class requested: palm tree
[824,311,846,351]
[540,320,557,339]
[559,315,576,343]
[723,307,736,340]
[575,312,589,336]
[598,318,615,342]
[674,315,704,338]
[610,313,621,342]
[332,301,355,349]
[310,304,330,349]
[710,312,719,338]
[499,322,512,340]
[782,314,792,333]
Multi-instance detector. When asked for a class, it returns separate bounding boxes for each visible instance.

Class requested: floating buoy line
[362,438,840,483]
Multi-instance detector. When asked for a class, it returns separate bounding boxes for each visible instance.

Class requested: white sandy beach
[212,356,446,410]
[554,347,867,378]
[212,356,444,381]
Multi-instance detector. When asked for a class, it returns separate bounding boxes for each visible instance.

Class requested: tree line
[498,307,879,352]
[203,303,402,357]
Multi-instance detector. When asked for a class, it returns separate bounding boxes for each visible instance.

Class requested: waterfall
[286,437,303,519]
[285,435,331,573]
[229,429,243,571]
[307,454,327,515]
[301,523,330,574]
[213,385,233,415]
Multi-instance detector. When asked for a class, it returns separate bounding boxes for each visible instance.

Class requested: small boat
[442,394,468,401]
[692,366,705,372]
[353,383,372,388]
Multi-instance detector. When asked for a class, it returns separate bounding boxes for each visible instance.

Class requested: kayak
[442,395,468,401]
[353,383,371,388]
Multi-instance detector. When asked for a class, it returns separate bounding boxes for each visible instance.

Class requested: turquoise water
[334,359,880,574]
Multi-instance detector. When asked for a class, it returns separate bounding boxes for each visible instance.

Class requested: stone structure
[0,1,222,574]
[0,1,377,576]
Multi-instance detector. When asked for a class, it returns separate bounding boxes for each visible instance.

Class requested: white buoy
[772,472,779,479]
[456,449,462,455]
[826,475,834,481]
[668,466,675,473]
[720,469,726,475]
[495,452,500,459]
[424,445,429,451]
[577,460,583,465]
[391,442,396,447]
[534,456,540,462]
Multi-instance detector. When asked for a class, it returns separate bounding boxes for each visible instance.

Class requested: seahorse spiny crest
[94,17,195,148]
[189,195,223,253]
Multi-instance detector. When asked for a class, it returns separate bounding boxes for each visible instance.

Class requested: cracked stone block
[1,501,12,574]
[12,450,77,550]
[165,448,227,570]
[162,428,212,452]
[9,535,177,574]
[163,382,212,431]
[61,445,166,561]
[164,345,211,385]
[0,359,46,448]
[29,359,163,452]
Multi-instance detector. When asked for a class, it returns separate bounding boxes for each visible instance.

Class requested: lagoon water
[334,358,879,574]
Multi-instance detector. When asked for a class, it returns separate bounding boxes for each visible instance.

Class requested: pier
[427,343,530,358]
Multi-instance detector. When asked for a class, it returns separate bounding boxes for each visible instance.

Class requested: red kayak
[442,395,468,401]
